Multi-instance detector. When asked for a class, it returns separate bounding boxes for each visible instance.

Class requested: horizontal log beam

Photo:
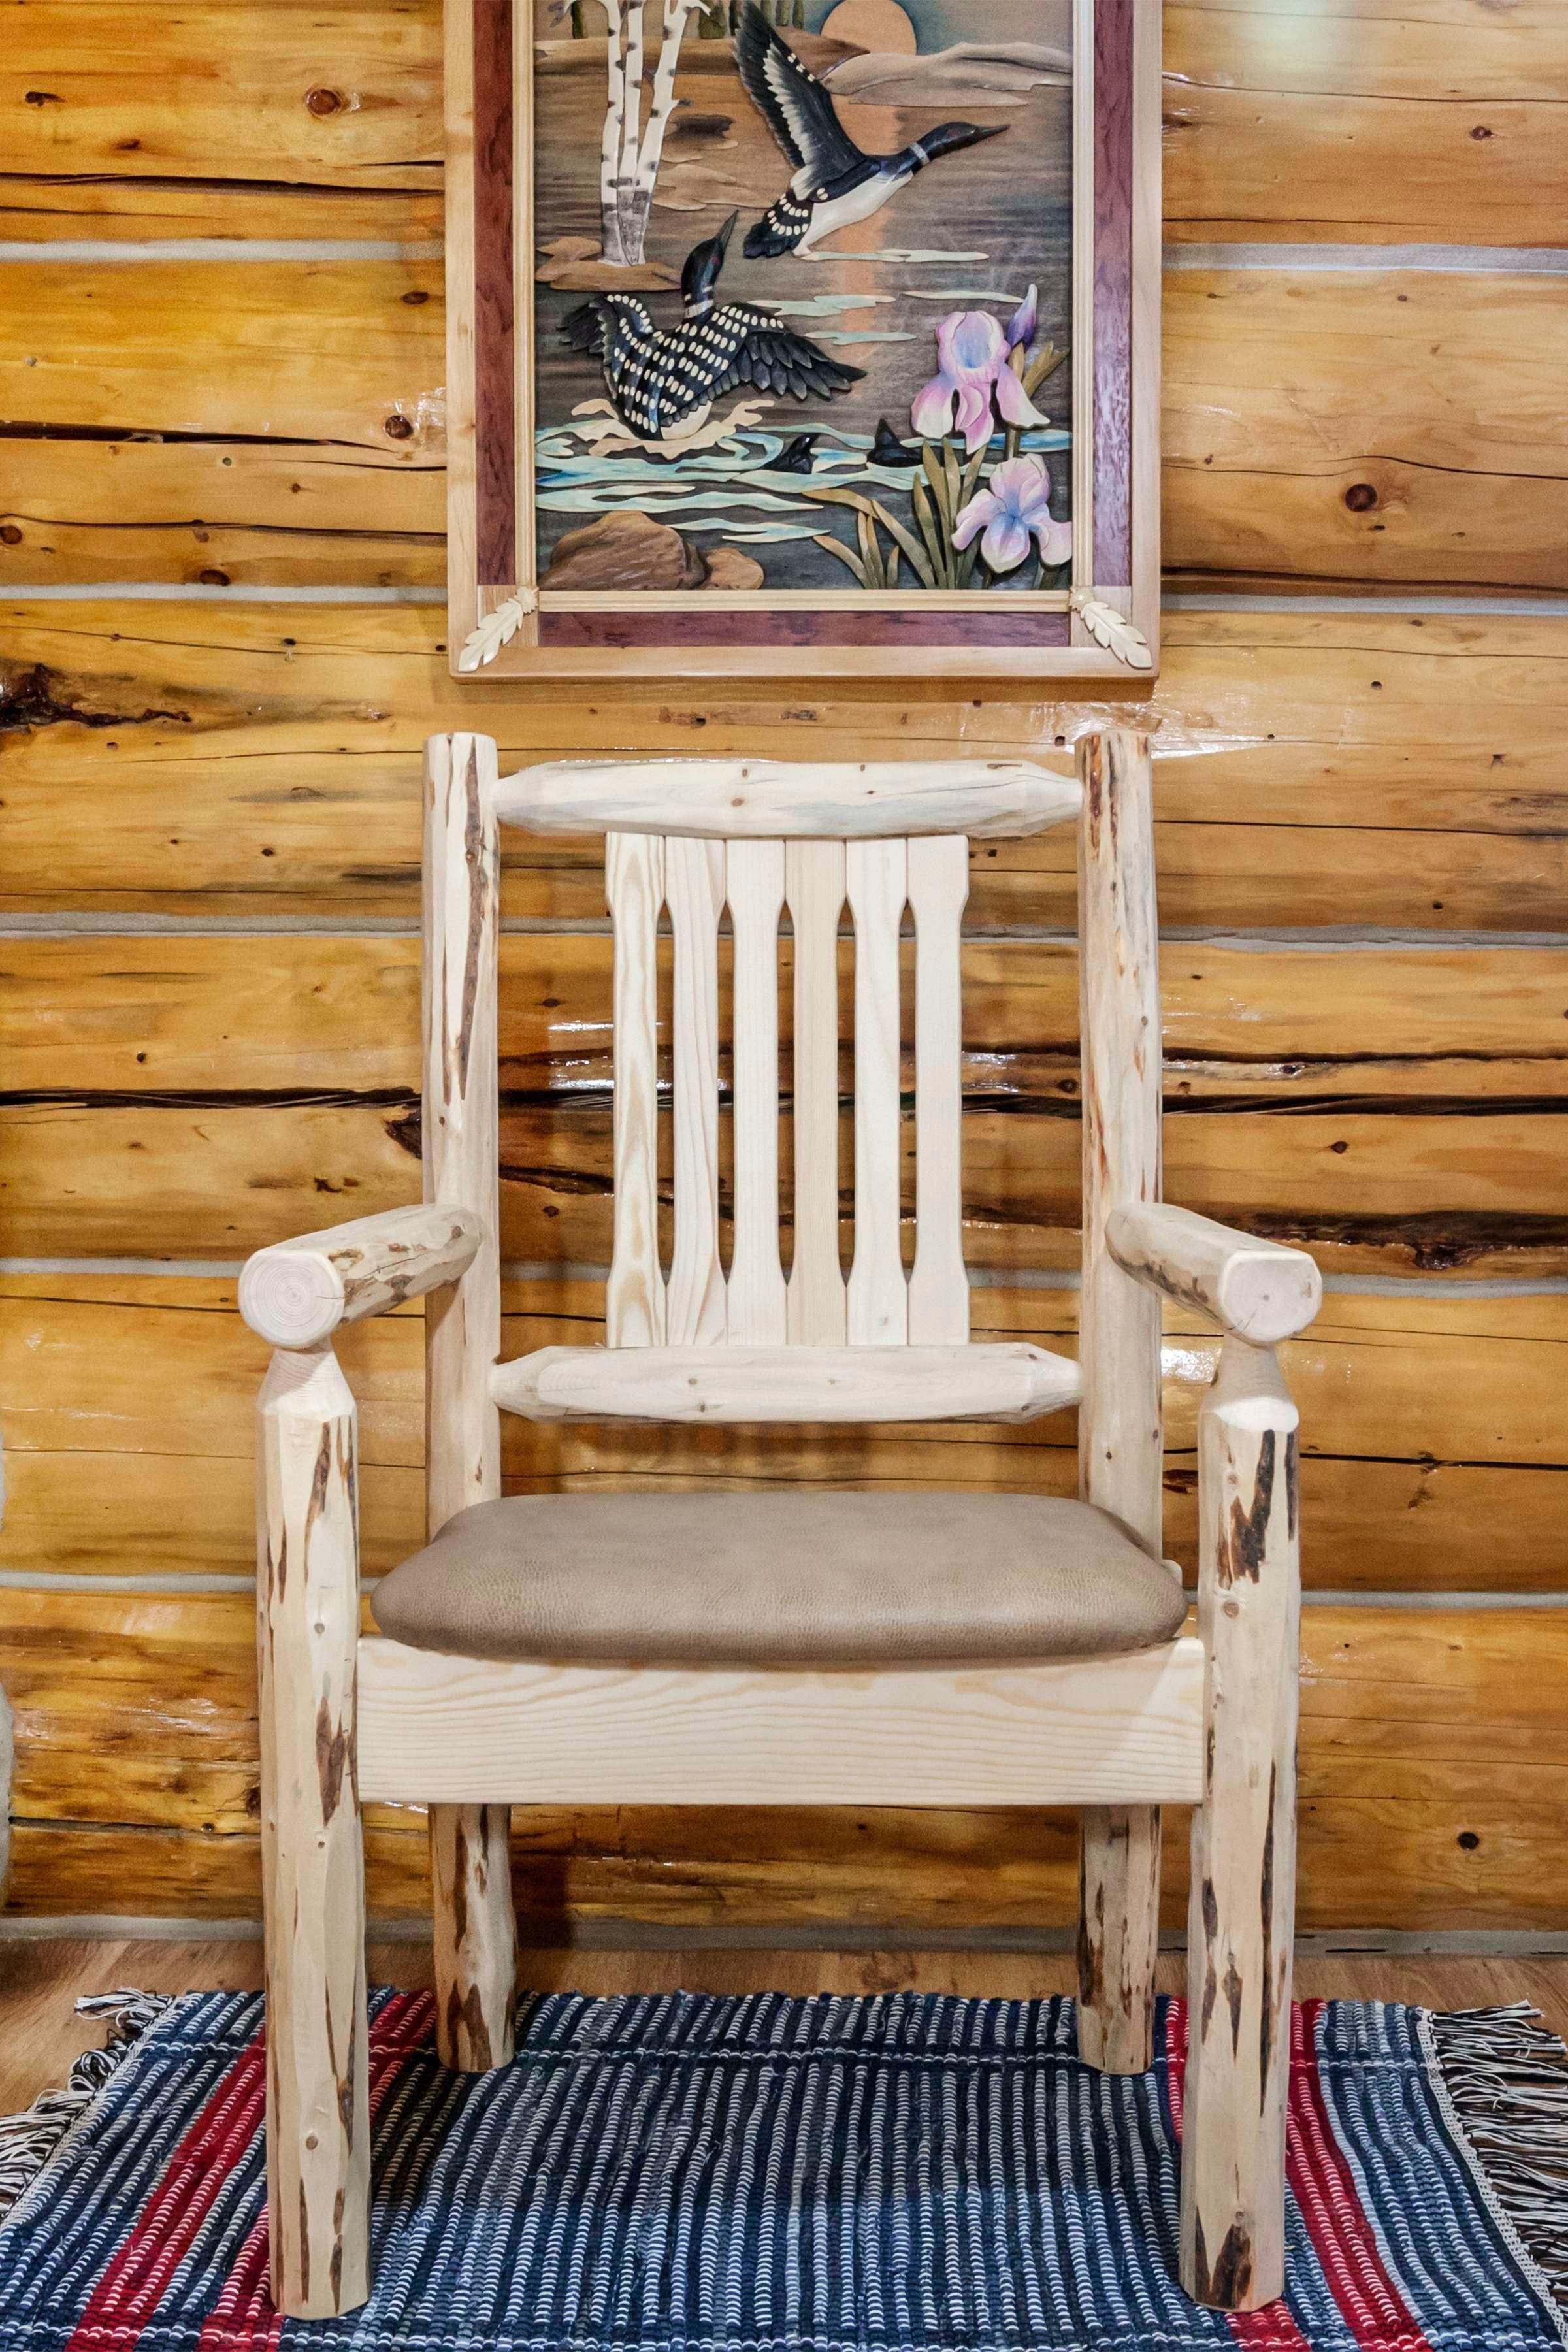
[3,607,1565,934]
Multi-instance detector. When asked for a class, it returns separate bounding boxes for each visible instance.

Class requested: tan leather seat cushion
[372,1492,1188,1666]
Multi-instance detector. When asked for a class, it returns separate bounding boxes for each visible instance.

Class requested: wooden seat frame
[239,730,1322,2323]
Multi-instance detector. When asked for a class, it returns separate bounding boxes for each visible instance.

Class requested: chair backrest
[422,734,1164,1556]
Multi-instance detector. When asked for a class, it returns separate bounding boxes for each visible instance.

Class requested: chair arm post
[240,1204,484,1350]
[1181,1335,1301,2312]
[256,1343,370,2316]
[1077,725,1164,2078]
[1107,1203,1321,1345]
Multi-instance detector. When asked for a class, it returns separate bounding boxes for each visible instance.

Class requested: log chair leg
[257,1345,370,2319]
[431,1802,517,2072]
[1078,1807,1161,2073]
[1181,1337,1300,2311]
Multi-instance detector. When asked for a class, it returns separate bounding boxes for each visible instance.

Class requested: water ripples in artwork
[534,419,1071,544]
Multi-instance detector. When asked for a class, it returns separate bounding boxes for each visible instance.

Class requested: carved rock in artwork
[539,510,764,593]
[700,544,766,590]
[534,235,681,293]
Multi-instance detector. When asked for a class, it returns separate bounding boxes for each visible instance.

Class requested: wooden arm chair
[238,728,1321,2325]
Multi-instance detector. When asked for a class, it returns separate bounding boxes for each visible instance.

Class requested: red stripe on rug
[1285,1998,1436,2352]
[1166,1999,1437,2352]
[1164,2001,1313,2351]
[195,1991,435,2349]
[63,2026,270,2352]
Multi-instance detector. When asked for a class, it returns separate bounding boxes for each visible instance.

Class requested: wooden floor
[2,1939,1565,2119]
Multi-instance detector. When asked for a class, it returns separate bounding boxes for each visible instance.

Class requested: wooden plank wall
[2,0,1567,1939]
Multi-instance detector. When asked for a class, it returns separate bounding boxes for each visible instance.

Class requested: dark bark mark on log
[1,664,190,734]
[444,1981,496,2072]
[1218,1430,1274,1589]
[1224,1954,1243,2056]
[1260,1761,1277,2115]
[270,1527,287,1605]
[457,743,490,1103]
[1077,1875,1107,2015]
[1200,2219,1255,2310]
[337,1428,358,1537]
[341,1997,359,2148]
[451,1814,472,1950]
[1200,1877,1218,2037]
[1284,1434,1299,1545]
[316,1695,348,1825]
[331,2191,345,2307]
[304,1425,333,1550]
[297,2181,311,2303]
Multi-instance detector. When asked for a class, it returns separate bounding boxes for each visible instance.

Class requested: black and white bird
[736,4,1004,260]
[560,212,863,445]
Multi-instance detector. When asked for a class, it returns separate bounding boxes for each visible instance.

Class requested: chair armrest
[1105,1203,1321,1343]
[240,1204,484,1348]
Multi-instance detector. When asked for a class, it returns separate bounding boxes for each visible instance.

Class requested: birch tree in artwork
[559,0,720,265]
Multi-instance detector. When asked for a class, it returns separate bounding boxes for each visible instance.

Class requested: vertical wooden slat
[785,840,847,1345]
[1182,1338,1300,2312]
[421,732,515,2074]
[726,839,787,1345]
[606,830,667,1348]
[907,835,970,1345]
[257,1343,368,2317]
[665,834,727,1346]
[1075,726,1164,2076]
[845,838,909,1347]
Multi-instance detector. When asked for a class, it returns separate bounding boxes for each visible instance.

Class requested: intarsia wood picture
[446,0,1160,681]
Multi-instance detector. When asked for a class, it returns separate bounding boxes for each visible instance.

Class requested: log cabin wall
[1,0,1566,1941]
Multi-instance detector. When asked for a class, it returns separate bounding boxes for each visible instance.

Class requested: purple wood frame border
[539,613,1073,649]
[1092,0,1134,587]
[473,0,515,587]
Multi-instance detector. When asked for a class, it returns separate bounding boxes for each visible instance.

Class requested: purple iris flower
[951,454,1072,575]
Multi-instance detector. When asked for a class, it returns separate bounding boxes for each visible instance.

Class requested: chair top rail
[493,757,1082,841]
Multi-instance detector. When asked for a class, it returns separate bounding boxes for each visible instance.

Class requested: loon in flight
[736,3,1005,260]
[561,212,864,444]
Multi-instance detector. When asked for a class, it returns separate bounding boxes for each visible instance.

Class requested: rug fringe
[1429,2002,1568,2317]
[0,1990,173,2228]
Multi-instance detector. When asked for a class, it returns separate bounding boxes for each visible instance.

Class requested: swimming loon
[561,212,864,444]
[736,5,1004,261]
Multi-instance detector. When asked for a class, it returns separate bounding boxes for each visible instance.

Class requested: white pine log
[492,1340,1083,1424]
[1075,728,1166,2076]
[257,1343,369,2318]
[240,1203,483,1350]
[495,758,1081,841]
[422,732,515,2071]
[1181,1339,1300,2312]
[1107,1203,1321,1345]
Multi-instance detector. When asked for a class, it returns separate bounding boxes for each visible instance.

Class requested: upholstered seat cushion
[372,1492,1188,1667]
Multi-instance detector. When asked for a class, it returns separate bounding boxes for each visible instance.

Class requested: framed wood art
[445,0,1159,681]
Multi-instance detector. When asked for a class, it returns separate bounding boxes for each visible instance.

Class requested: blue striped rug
[0,1989,1564,2350]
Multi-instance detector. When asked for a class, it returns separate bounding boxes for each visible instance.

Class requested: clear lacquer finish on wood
[560,811,1033,1400]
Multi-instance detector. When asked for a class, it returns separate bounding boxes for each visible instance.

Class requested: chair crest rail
[493,757,1081,840]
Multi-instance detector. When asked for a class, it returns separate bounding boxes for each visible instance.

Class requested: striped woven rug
[1,1988,1564,2350]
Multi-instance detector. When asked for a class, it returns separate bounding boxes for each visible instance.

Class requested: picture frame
[445,0,1160,682]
